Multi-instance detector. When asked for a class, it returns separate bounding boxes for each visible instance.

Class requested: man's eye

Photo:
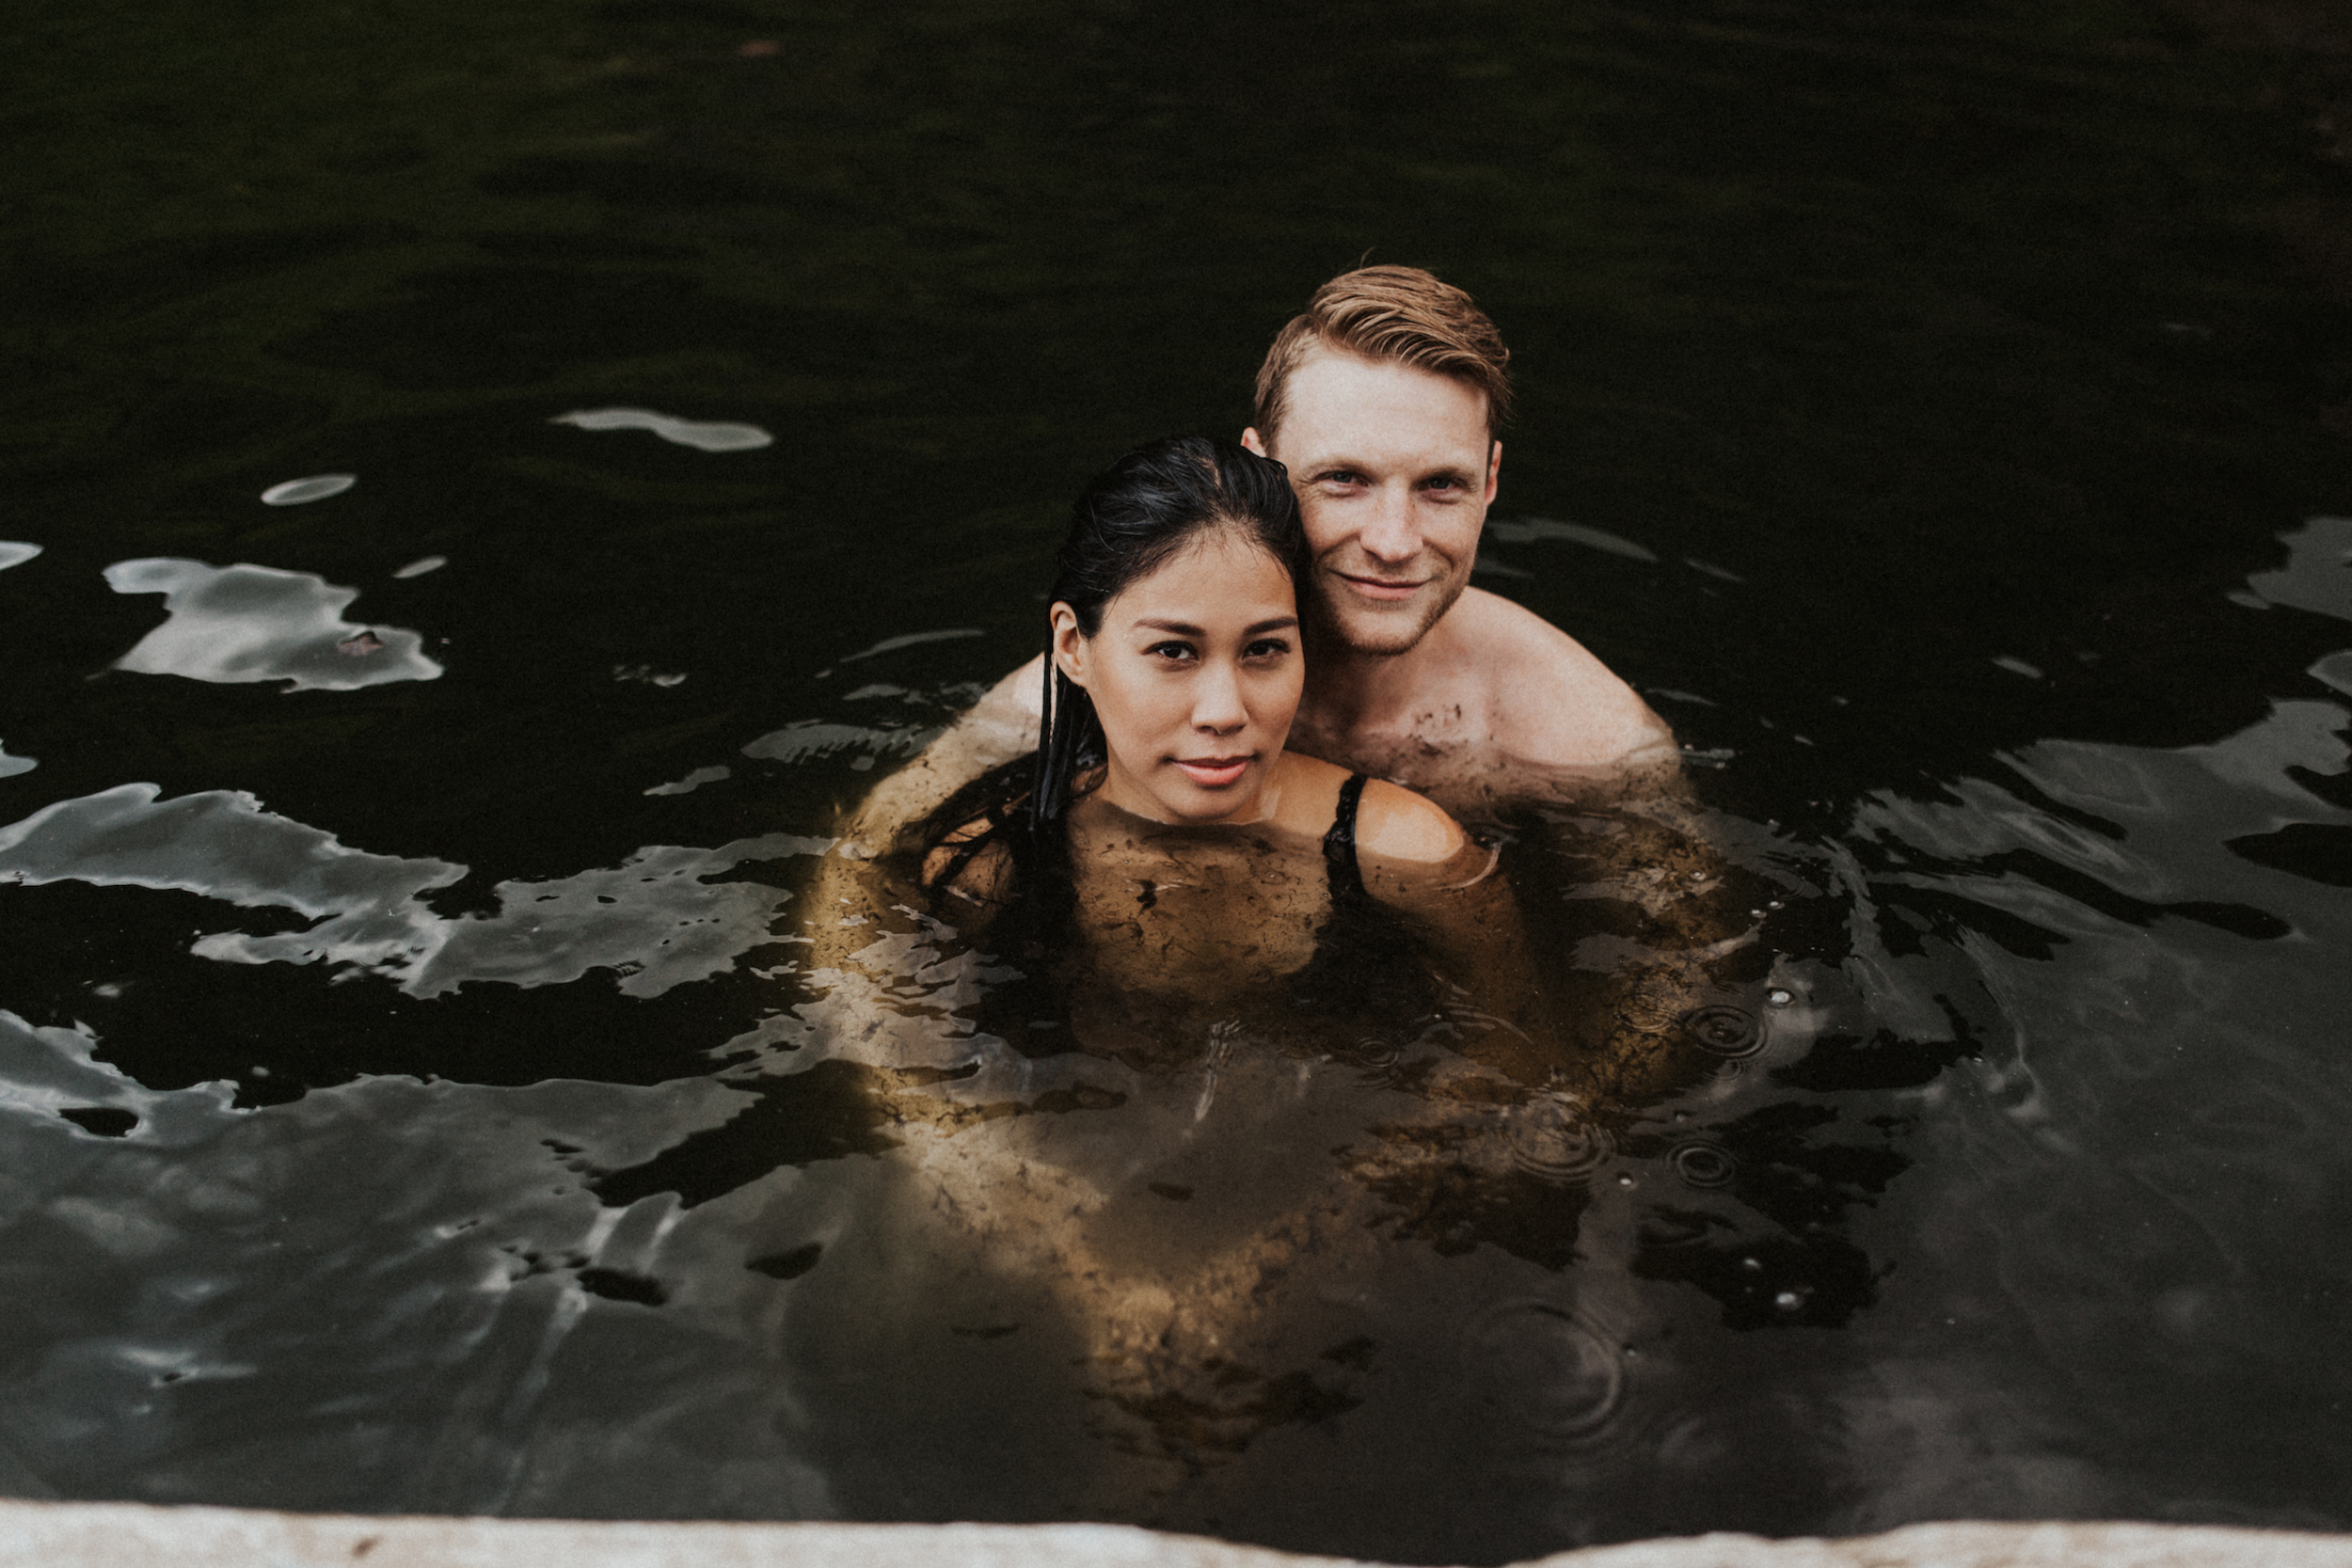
[1319,470,1366,486]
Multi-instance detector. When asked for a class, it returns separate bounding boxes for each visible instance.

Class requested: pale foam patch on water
[103,559,441,692]
[549,407,772,452]
[0,784,829,999]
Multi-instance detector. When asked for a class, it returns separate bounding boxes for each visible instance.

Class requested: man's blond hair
[1252,265,1514,447]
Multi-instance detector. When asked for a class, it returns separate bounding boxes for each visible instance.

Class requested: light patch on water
[2309,650,2352,697]
[2246,515,2352,623]
[0,784,830,998]
[0,1011,243,1148]
[259,474,357,506]
[1684,557,1745,582]
[392,555,447,579]
[838,627,985,663]
[1486,515,1659,562]
[103,559,442,692]
[645,765,730,797]
[741,720,930,767]
[0,747,32,780]
[550,407,773,452]
[0,542,40,572]
[1992,656,2044,680]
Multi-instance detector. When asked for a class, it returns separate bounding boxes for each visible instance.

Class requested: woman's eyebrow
[1129,615,1298,636]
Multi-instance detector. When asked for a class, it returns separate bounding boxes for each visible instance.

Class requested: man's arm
[841,654,1045,852]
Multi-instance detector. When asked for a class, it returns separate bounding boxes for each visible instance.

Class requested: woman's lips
[1172,756,1251,788]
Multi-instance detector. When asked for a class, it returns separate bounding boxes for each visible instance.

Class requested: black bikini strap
[1322,772,1369,900]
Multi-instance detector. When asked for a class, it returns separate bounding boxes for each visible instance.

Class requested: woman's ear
[1049,603,1088,688]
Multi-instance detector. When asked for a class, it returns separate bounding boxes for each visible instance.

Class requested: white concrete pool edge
[0,1504,2348,1568]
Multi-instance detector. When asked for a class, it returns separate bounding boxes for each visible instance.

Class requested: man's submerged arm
[841,653,1044,851]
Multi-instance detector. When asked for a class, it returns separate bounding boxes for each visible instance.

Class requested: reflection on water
[258,475,357,508]
[0,784,826,999]
[552,407,774,453]
[104,560,442,693]
[8,0,2352,1552]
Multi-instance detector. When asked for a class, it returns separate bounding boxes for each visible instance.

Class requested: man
[850,264,1677,843]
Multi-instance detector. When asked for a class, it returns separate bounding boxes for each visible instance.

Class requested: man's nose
[1192,661,1248,732]
[1358,483,1420,564]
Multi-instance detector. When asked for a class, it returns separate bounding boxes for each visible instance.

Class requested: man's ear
[1483,438,1502,506]
[1049,603,1089,688]
[1241,427,1269,457]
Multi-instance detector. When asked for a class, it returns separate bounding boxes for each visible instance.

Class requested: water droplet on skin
[1766,989,1794,1007]
[1740,1256,1762,1274]
[1767,899,1784,910]
[1774,1291,1803,1312]
[1615,1173,1634,1187]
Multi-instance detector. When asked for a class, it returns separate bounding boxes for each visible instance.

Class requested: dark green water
[4,0,2352,1560]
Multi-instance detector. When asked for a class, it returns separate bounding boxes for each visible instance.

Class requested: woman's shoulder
[1355,777,1467,863]
[1267,753,1464,863]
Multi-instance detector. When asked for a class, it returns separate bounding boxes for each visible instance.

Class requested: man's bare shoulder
[1449,588,1676,770]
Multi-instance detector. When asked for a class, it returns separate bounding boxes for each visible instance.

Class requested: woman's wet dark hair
[1030,436,1309,829]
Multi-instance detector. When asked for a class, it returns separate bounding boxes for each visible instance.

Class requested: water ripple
[1466,1300,1625,1439]
[1508,1095,1614,1185]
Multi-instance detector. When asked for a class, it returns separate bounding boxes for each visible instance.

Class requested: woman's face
[1053,530,1304,826]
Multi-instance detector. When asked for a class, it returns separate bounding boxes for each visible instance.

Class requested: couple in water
[823,263,1708,1076]
[855,264,1676,864]
[790,268,1751,1487]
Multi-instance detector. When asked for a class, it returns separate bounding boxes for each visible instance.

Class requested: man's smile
[1332,569,1429,602]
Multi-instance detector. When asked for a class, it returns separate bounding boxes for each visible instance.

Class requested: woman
[909,436,1512,1057]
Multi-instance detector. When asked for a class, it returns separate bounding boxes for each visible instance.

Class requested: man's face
[1248,348,1500,657]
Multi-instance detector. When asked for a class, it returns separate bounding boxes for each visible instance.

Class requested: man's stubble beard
[1307,561,1470,660]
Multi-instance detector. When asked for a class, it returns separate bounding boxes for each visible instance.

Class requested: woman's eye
[1146,641,1197,661]
[1245,639,1292,659]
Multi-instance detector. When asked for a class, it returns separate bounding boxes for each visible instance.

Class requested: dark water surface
[7,0,2352,1560]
